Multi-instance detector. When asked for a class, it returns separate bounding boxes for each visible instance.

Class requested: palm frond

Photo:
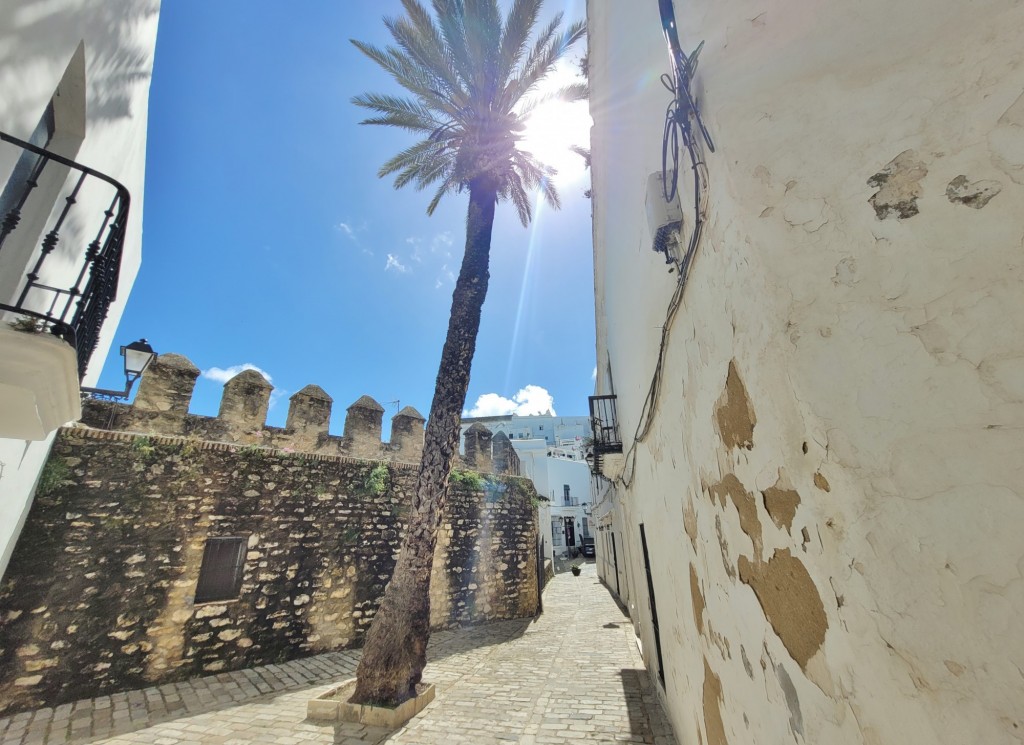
[515,19,586,101]
[352,92,443,132]
[499,15,561,108]
[355,0,585,221]
[498,0,541,84]
[463,0,503,98]
[350,39,459,118]
[426,174,459,215]
[378,138,447,178]
[432,0,476,92]
[386,14,466,109]
[504,171,533,225]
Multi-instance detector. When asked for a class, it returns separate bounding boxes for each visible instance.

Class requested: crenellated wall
[78,353,518,474]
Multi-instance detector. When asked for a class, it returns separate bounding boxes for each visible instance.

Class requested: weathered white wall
[589,0,1024,743]
[0,0,160,578]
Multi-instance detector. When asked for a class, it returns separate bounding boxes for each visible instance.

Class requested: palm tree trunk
[350,180,497,707]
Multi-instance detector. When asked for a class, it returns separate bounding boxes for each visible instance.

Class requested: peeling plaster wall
[588,1,1024,744]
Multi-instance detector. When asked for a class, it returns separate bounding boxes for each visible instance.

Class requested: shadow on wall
[1,0,160,134]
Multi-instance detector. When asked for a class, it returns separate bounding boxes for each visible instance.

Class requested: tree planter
[571,566,582,576]
[308,678,435,729]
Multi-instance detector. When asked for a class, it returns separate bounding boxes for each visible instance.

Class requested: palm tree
[349,0,585,706]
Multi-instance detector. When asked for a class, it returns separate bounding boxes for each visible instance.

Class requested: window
[563,484,571,504]
[194,536,247,603]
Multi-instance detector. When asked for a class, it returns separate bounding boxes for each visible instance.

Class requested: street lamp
[81,338,157,399]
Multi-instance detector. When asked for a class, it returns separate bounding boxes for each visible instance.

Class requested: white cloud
[336,221,373,255]
[464,385,557,417]
[269,388,288,410]
[385,254,409,273]
[434,263,456,289]
[591,366,597,381]
[202,363,273,385]
[431,231,454,256]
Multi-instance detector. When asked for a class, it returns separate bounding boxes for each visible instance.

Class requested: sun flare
[517,60,591,186]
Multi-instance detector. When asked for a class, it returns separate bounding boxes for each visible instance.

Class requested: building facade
[460,413,590,447]
[588,0,1024,744]
[0,1,161,578]
[513,438,594,563]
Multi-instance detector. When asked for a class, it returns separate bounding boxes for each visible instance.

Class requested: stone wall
[0,427,539,715]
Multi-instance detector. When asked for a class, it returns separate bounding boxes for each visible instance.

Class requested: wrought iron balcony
[0,130,130,380]
[588,395,622,459]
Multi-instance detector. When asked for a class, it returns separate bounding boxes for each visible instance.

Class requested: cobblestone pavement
[0,564,675,745]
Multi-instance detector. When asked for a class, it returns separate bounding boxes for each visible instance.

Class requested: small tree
[349,0,584,706]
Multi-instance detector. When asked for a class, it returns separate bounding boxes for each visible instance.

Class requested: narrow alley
[0,564,675,745]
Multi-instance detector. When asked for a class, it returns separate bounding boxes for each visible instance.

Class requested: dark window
[195,536,247,603]
[639,524,665,687]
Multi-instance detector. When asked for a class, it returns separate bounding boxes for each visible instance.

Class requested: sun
[517,61,592,186]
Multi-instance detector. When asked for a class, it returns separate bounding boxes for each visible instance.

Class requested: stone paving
[0,563,676,744]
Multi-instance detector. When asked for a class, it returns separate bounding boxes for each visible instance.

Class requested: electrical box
[645,172,683,264]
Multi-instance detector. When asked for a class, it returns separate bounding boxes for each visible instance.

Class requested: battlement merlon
[77,353,513,475]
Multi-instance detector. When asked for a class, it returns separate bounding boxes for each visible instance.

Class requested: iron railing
[588,395,622,454]
[0,131,130,380]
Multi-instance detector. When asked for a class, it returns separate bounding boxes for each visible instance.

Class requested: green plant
[178,438,202,459]
[364,463,390,497]
[37,458,74,497]
[7,316,45,334]
[131,436,156,458]
[238,444,266,460]
[449,469,485,491]
[570,563,582,576]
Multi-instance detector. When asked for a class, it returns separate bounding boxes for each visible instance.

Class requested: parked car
[581,537,596,558]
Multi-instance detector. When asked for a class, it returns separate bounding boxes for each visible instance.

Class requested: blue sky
[96,0,595,436]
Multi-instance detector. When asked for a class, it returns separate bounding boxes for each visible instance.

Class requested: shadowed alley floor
[0,563,676,744]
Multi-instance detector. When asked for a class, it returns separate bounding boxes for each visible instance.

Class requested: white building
[512,438,593,563]
[460,413,590,447]
[589,0,1023,743]
[0,2,161,578]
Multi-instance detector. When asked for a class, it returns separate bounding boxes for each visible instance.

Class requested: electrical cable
[615,10,714,489]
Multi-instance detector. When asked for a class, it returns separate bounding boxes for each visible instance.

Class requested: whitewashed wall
[0,0,160,578]
[589,0,1024,743]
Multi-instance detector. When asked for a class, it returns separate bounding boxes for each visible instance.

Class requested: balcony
[0,131,130,440]
[588,395,623,476]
